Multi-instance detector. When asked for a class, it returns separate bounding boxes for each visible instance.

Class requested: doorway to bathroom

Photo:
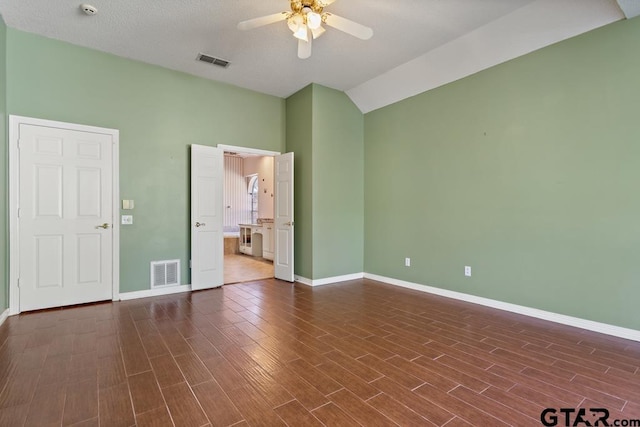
[190,144,294,290]
[219,144,293,285]
[223,151,274,284]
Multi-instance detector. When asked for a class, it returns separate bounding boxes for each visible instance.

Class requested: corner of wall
[285,85,314,278]
[0,16,8,311]
[308,84,365,280]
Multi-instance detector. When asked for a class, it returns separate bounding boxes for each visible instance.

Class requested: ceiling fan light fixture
[306,11,322,29]
[287,14,304,32]
[293,24,309,41]
[238,0,373,59]
[311,25,325,39]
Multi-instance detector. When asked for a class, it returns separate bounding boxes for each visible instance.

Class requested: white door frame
[217,144,281,158]
[8,115,120,315]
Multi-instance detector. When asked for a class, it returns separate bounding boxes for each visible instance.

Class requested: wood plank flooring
[0,278,639,426]
[224,254,273,285]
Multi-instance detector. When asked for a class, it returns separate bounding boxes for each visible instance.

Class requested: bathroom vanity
[239,222,274,260]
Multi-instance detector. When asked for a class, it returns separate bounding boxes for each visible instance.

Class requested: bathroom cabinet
[262,224,274,260]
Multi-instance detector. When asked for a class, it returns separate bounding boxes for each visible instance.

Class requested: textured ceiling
[0,0,628,111]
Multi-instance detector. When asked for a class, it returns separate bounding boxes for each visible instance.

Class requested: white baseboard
[0,309,9,327]
[295,272,364,287]
[119,284,193,301]
[294,276,313,286]
[364,273,640,342]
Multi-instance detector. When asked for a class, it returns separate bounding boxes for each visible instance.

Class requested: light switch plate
[122,200,135,210]
[121,215,133,225]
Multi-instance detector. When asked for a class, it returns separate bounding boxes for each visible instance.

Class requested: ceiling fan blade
[237,12,288,31]
[324,13,373,40]
[320,0,338,5]
[298,37,312,59]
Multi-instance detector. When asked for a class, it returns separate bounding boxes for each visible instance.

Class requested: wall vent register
[150,259,181,288]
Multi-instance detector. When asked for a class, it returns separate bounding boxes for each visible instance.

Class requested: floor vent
[196,53,230,68]
[150,259,181,288]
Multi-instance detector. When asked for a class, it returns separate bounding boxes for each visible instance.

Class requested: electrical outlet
[405,257,411,267]
[464,266,471,277]
[121,215,133,225]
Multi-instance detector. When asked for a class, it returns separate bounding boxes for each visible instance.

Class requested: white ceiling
[0,0,630,112]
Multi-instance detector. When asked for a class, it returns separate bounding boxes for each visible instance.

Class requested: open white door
[191,145,224,290]
[274,152,294,282]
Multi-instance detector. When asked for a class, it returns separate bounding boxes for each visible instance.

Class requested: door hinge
[17,278,20,288]
[17,207,20,218]
[189,259,192,269]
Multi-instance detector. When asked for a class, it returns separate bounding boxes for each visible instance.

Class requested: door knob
[195,222,206,227]
[285,221,294,226]
[96,223,110,229]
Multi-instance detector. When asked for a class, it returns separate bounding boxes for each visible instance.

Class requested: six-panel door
[18,124,114,311]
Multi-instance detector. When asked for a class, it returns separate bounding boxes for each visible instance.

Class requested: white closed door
[274,152,294,282]
[18,124,114,311]
[191,144,224,290]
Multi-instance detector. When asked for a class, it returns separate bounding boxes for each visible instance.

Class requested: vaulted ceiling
[0,0,635,112]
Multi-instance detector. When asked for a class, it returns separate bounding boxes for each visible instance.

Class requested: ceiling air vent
[196,53,230,68]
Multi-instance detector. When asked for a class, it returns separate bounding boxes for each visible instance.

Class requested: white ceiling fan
[238,0,373,59]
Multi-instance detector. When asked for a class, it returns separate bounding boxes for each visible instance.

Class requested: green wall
[364,17,640,329]
[0,17,6,310]
[286,85,314,279]
[5,29,285,293]
[3,15,639,332]
[312,85,364,278]
[285,84,364,280]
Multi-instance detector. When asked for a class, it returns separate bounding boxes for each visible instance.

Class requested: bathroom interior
[223,152,275,284]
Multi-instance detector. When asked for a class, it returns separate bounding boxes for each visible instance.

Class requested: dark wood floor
[1,278,639,426]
